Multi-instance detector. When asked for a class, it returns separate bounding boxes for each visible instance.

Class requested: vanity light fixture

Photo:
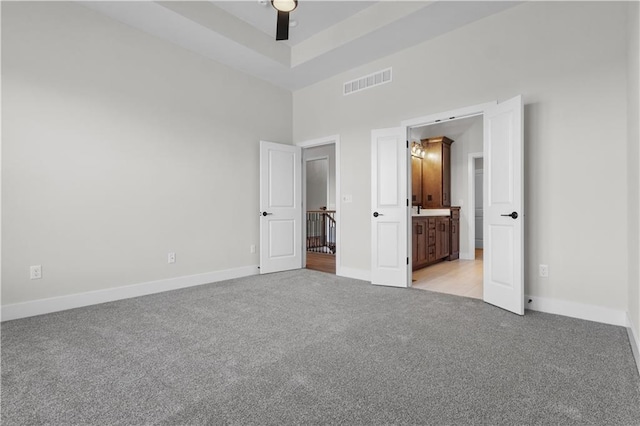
[411,142,426,158]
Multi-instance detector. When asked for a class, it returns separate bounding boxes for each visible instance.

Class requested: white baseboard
[338,267,371,282]
[627,313,640,376]
[525,294,627,327]
[459,251,474,260]
[1,265,259,322]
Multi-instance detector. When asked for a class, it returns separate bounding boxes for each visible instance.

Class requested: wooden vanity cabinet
[413,216,451,270]
[412,134,459,271]
[448,207,460,261]
[427,219,436,263]
[413,217,428,268]
[411,156,423,206]
[435,217,450,260]
[421,136,454,208]
[412,208,461,270]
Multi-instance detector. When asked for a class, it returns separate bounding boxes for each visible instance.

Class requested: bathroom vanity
[411,135,460,271]
[412,207,460,270]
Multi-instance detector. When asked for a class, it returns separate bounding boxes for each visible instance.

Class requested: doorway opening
[408,115,485,299]
[370,96,522,313]
[297,135,341,275]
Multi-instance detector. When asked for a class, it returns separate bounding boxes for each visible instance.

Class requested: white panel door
[259,141,302,274]
[483,96,524,315]
[371,127,409,287]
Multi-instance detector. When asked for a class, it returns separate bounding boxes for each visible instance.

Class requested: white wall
[293,2,629,312]
[306,158,328,210]
[627,1,640,358]
[1,2,292,306]
[449,118,482,259]
[303,144,336,210]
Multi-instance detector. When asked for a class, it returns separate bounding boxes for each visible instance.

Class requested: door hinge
[406,199,409,207]
[406,257,409,265]
[406,140,409,148]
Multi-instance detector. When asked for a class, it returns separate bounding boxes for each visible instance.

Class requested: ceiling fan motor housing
[272,0,297,40]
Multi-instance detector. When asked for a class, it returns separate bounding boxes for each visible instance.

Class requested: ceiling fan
[271,0,298,41]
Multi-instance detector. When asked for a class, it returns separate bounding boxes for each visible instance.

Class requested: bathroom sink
[413,208,450,217]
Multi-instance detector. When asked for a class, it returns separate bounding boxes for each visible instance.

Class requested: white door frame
[296,135,341,275]
[401,101,496,282]
[465,152,484,260]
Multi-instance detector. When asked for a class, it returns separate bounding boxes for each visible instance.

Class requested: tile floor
[412,249,483,299]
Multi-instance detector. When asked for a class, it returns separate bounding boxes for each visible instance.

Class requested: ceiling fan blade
[276,10,289,41]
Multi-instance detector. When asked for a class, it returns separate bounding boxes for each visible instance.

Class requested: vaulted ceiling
[81,1,520,91]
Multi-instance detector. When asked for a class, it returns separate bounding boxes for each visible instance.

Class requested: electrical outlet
[250,245,256,253]
[342,194,353,203]
[30,265,42,280]
[168,252,176,264]
[539,264,549,278]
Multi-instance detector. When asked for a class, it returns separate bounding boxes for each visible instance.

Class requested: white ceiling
[81,1,521,91]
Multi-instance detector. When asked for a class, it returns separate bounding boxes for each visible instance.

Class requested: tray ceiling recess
[80,1,520,91]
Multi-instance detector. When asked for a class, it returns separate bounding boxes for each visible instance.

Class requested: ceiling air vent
[343,67,392,96]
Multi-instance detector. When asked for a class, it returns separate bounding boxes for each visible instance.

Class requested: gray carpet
[2,269,640,425]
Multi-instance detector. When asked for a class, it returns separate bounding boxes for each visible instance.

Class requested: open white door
[259,141,302,274]
[371,127,409,288]
[483,96,524,315]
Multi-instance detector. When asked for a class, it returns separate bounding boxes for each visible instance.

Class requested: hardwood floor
[412,249,483,299]
[306,252,336,274]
